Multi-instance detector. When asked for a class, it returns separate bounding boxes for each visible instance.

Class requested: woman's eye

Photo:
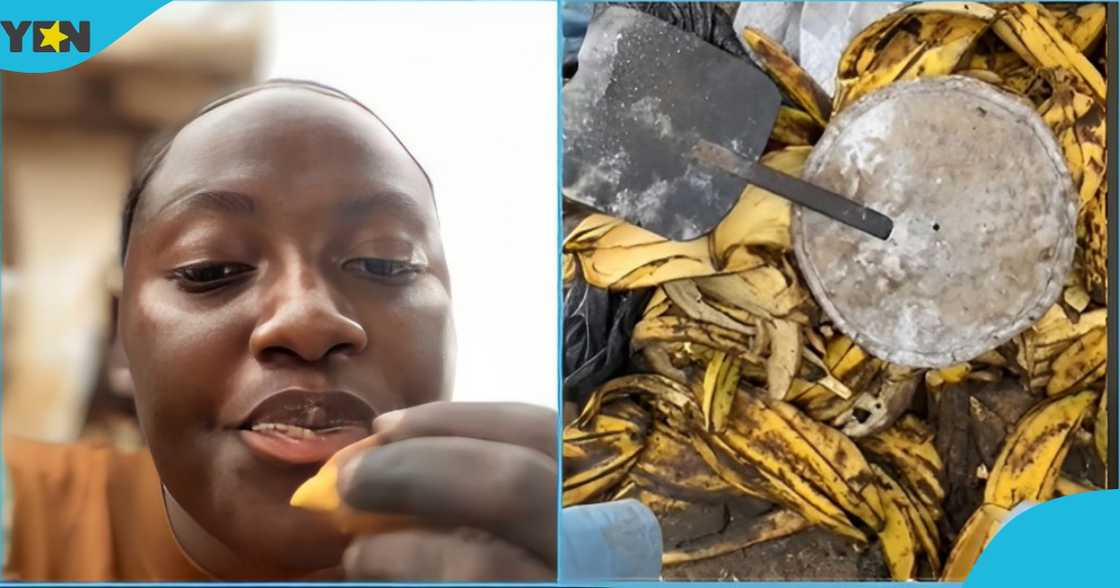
[343,258,423,281]
[172,262,253,291]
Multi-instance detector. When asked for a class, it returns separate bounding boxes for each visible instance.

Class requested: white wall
[261,2,558,408]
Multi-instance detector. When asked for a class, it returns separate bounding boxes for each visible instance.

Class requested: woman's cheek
[125,280,245,419]
[367,275,455,402]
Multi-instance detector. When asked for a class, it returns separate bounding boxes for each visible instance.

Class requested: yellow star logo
[39,21,68,52]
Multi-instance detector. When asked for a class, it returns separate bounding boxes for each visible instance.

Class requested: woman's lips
[240,424,370,465]
[239,389,377,430]
[233,389,376,465]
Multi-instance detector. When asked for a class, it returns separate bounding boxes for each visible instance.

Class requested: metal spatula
[563,6,893,242]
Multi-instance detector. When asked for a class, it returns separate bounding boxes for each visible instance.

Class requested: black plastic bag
[563,276,652,408]
[565,2,747,81]
[593,2,748,59]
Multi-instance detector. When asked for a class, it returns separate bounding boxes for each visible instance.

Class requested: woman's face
[119,88,455,573]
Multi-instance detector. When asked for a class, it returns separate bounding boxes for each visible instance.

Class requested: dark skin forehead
[131,87,436,242]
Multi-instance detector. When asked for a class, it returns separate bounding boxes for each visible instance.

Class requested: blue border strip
[555,0,567,582]
[0,68,6,572]
[1107,0,1118,490]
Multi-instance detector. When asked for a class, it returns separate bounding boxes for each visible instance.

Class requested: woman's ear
[106,263,122,343]
[105,266,135,399]
[107,338,135,400]
[109,295,119,344]
[106,294,135,399]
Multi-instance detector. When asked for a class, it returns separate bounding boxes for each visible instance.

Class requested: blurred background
[1,1,558,447]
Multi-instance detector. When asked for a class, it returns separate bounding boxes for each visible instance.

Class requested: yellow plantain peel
[289,440,414,535]
[290,460,343,513]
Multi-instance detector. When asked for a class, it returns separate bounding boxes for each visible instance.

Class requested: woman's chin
[246,507,353,575]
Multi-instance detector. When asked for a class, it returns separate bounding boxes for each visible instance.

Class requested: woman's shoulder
[7,434,118,466]
[3,434,157,525]
[4,436,155,495]
[5,434,147,467]
[3,435,159,580]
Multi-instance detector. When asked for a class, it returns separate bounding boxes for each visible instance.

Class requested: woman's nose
[249,267,368,364]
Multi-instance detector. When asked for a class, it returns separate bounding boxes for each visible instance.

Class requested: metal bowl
[793,76,1077,368]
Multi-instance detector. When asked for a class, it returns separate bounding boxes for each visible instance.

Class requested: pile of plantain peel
[562,3,1108,581]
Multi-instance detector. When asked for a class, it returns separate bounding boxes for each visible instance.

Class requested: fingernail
[371,409,404,434]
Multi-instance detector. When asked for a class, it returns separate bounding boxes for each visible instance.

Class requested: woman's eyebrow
[152,189,256,220]
[335,191,426,224]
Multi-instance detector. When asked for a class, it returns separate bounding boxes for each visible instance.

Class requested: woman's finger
[343,526,555,581]
[341,436,557,564]
[371,401,558,458]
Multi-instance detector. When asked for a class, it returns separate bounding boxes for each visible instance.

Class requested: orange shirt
[2,436,208,581]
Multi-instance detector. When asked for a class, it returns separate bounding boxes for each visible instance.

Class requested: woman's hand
[338,401,557,581]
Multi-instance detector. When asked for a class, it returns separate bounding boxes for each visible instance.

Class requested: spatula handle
[690,141,894,240]
[747,162,894,240]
